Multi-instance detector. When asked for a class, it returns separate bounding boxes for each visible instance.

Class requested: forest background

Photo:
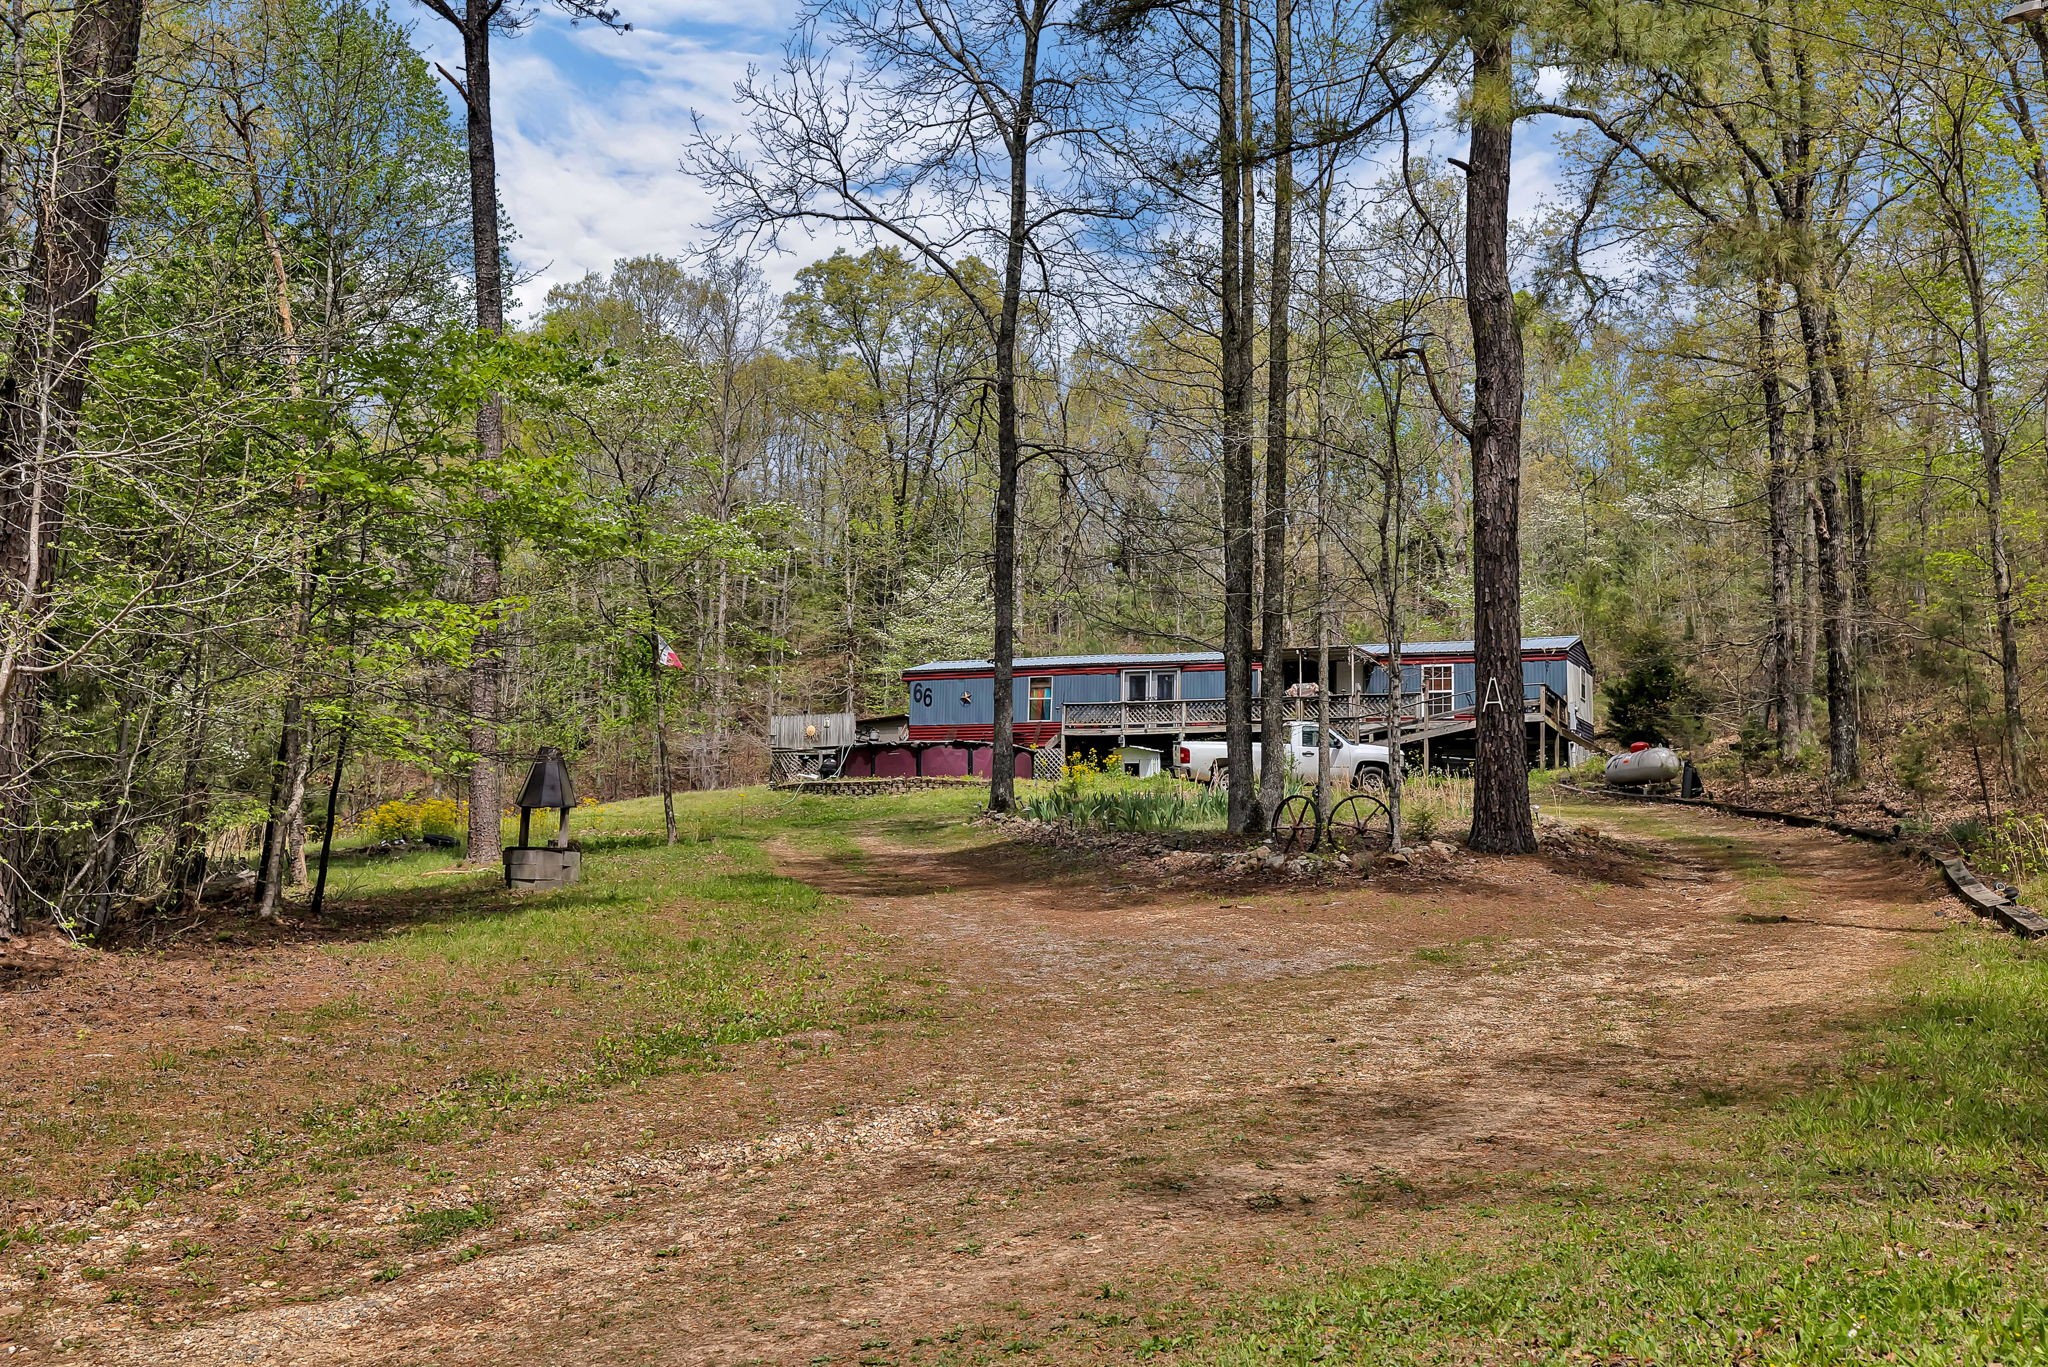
[2,0,2043,932]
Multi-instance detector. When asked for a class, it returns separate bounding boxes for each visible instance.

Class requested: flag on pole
[655,634,686,670]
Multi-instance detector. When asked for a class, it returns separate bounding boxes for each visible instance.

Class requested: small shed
[1115,745,1163,778]
[771,711,856,751]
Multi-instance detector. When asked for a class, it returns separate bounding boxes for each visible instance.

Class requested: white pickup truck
[1177,722,1393,791]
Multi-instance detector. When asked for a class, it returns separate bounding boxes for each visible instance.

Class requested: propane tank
[1604,741,1684,787]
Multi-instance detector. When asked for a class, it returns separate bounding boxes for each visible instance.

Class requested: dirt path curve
[63,805,1949,1365]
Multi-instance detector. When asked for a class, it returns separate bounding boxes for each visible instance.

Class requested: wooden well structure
[503,746,581,889]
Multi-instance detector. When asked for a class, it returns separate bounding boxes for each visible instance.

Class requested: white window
[1124,669,1178,702]
[1423,663,1455,717]
[1028,677,1053,722]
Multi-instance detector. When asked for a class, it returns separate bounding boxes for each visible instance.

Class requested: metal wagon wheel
[1328,791,1393,852]
[1274,792,1320,853]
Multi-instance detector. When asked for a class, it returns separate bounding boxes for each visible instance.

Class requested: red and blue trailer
[836,651,1258,779]
[830,637,1593,780]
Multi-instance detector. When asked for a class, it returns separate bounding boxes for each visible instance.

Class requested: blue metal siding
[1054,672,1119,709]
[908,658,1239,727]
[912,675,989,728]
[1367,655,1575,712]
[1526,658,1567,700]
[908,680,939,729]
[907,650,1226,674]
[1017,670,1119,720]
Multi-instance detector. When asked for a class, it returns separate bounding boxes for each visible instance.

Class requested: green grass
[1184,931,2048,1365]
[405,1200,499,1248]
[40,786,986,1215]
[1020,772,1229,833]
[1547,796,1807,913]
[316,786,984,895]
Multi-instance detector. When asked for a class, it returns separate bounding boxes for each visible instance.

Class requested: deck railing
[1059,686,1584,740]
[1060,692,1427,736]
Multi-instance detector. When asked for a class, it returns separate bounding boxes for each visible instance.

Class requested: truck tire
[1352,763,1389,794]
[1208,762,1230,794]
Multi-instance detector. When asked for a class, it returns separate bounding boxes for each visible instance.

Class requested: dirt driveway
[30,803,1951,1364]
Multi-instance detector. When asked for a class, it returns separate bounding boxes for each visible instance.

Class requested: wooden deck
[1060,686,1582,745]
[1059,692,1423,737]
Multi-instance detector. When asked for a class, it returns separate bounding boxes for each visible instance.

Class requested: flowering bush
[361,800,421,843]
[359,796,466,844]
[416,797,463,840]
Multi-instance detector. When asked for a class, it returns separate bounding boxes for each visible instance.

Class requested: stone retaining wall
[770,777,988,798]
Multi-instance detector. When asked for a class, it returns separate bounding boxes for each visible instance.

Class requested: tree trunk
[1793,280,1858,785]
[171,704,211,916]
[309,723,349,919]
[1756,275,1799,759]
[0,0,146,934]
[231,95,321,889]
[1959,227,2026,792]
[1824,302,1873,665]
[1378,366,1409,849]
[1310,140,1336,841]
[1256,0,1294,827]
[1219,0,1257,834]
[254,710,293,918]
[284,725,313,888]
[651,635,678,844]
[1795,494,1817,742]
[1462,22,1534,854]
[711,563,729,788]
[989,0,1042,815]
[460,7,506,867]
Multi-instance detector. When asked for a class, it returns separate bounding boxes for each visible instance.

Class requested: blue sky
[411,4,1572,318]
[411,0,809,315]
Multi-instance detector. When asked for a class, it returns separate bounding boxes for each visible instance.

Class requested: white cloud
[408,7,1584,315]
[411,1,833,316]
[1510,141,1562,223]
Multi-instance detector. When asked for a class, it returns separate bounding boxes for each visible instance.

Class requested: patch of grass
[1021,769,1228,833]
[405,1201,498,1248]
[62,786,979,1215]
[1411,937,1499,968]
[1195,931,2048,1365]
[1663,830,1804,911]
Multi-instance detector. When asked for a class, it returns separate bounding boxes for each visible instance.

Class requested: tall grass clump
[1401,769,1473,841]
[1022,753,1227,832]
[1956,811,2048,901]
